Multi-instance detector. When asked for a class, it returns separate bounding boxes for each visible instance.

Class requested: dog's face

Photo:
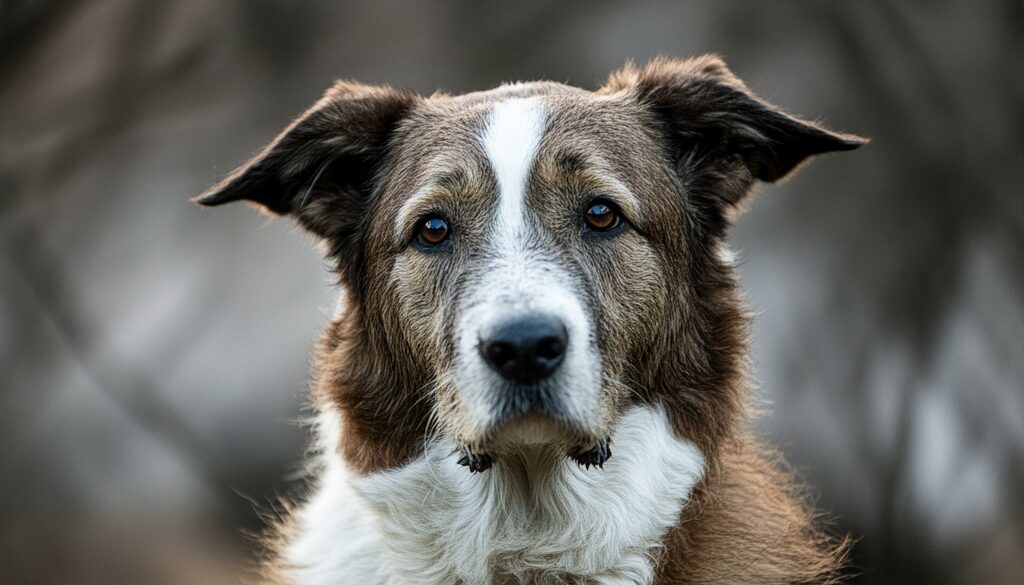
[198,56,863,471]
[375,89,677,457]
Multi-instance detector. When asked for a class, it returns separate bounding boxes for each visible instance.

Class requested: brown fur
[655,440,850,584]
[196,55,865,583]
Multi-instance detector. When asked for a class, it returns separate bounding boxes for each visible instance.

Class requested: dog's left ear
[194,81,417,247]
[603,55,867,207]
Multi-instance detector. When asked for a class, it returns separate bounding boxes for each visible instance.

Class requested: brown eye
[583,201,620,232]
[416,216,450,248]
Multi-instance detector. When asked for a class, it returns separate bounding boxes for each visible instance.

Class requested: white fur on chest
[284,405,705,584]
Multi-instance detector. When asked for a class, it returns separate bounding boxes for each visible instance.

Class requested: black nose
[479,315,568,383]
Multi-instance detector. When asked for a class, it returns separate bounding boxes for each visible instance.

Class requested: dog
[196,55,865,584]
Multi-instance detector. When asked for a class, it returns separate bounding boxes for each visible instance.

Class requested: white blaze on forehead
[393,97,545,242]
[482,97,546,237]
[455,96,600,435]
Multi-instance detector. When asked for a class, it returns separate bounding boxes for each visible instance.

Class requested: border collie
[196,56,865,584]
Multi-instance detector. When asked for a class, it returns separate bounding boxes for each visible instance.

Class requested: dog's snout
[480,315,568,383]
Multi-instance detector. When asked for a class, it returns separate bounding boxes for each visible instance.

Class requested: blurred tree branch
[2,224,234,510]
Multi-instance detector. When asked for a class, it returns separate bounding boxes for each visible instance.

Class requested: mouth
[567,437,613,469]
[455,411,612,473]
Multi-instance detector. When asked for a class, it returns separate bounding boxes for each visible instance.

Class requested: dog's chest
[341,405,705,584]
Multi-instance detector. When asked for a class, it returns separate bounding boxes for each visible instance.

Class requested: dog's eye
[415,216,450,248]
[583,200,621,232]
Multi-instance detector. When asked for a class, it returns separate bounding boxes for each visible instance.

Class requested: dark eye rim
[412,214,454,252]
[581,199,628,236]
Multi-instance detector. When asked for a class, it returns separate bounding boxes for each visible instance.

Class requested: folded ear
[603,55,867,207]
[194,81,417,243]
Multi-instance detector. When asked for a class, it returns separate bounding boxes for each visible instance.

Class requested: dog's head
[197,57,864,472]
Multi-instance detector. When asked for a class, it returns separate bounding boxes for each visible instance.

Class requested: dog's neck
[285,404,706,584]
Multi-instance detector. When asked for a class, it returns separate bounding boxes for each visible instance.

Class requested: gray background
[2,1,1021,583]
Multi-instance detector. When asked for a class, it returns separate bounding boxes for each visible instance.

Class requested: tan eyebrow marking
[551,151,642,222]
[435,169,469,193]
[393,168,470,243]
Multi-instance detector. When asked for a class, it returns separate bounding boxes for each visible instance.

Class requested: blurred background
[2,1,1021,583]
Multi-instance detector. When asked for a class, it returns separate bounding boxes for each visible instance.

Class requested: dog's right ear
[194,81,417,246]
[602,56,866,215]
